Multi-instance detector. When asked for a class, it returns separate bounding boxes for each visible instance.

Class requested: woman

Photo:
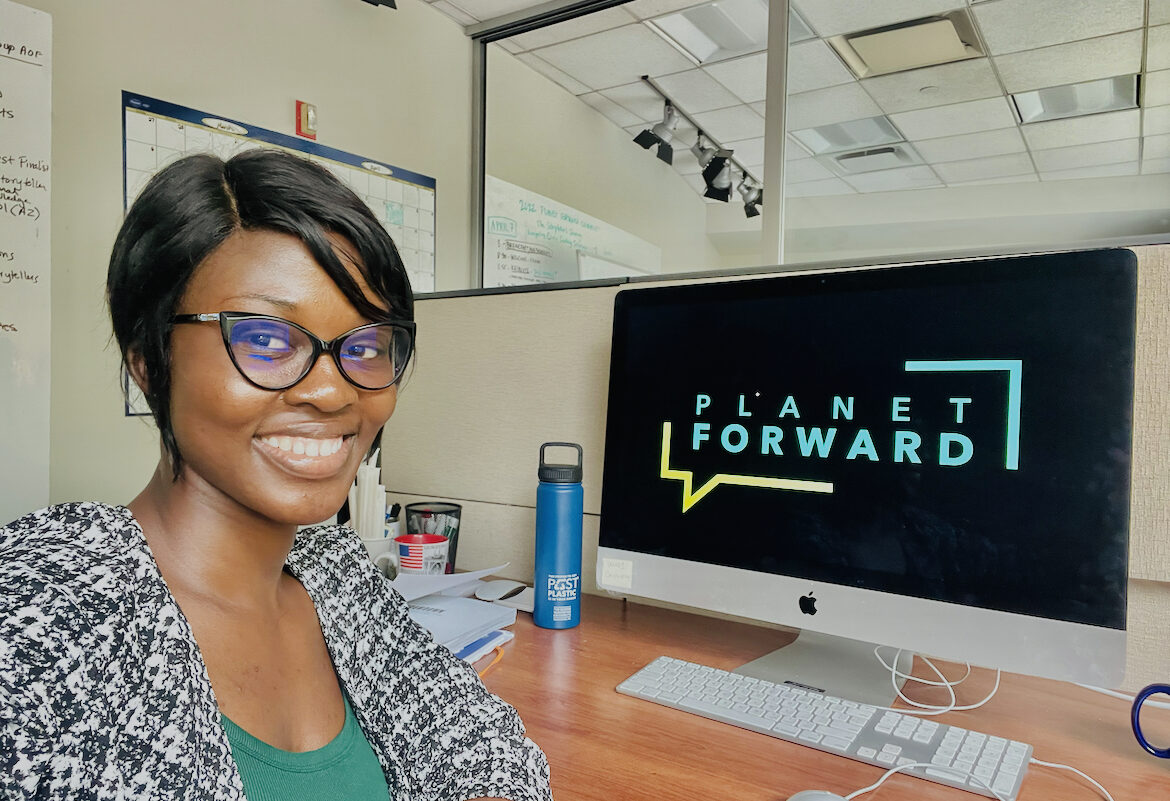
[1,150,551,801]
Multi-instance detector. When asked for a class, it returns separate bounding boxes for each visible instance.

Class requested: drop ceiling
[427,0,1170,199]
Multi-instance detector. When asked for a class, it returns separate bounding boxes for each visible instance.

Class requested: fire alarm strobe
[296,100,317,140]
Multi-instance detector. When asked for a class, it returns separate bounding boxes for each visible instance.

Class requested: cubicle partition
[382,244,1170,692]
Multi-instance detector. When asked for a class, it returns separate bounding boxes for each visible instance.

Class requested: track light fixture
[738,175,763,218]
[633,103,679,165]
[691,134,734,202]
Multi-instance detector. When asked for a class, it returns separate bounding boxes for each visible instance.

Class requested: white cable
[1029,757,1116,801]
[1075,682,1170,709]
[870,646,1001,715]
[841,760,1009,801]
[875,646,972,687]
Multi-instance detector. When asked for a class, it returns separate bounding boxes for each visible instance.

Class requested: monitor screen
[597,250,1136,689]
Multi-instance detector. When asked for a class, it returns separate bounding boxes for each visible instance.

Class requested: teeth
[262,435,344,457]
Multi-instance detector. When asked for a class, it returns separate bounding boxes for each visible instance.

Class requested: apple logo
[799,591,818,615]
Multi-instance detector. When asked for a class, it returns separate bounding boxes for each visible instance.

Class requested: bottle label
[546,573,580,602]
[552,605,572,622]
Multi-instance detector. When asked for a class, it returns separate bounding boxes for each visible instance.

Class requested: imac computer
[596,250,1137,704]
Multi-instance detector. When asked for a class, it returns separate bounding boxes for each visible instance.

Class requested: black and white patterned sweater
[0,503,552,801]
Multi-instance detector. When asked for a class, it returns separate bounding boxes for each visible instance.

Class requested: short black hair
[107,149,413,476]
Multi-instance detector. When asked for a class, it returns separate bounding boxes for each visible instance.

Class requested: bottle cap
[538,442,583,483]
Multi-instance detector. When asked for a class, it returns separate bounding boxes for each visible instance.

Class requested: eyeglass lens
[228,317,407,390]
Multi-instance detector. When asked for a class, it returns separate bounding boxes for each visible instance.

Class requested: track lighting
[738,175,763,218]
[633,103,679,165]
[691,134,735,202]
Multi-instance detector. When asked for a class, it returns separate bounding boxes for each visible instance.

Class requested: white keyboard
[618,657,1032,800]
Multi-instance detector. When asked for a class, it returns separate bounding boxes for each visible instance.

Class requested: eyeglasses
[171,312,415,391]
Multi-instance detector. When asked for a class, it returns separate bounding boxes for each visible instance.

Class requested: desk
[480,595,1169,800]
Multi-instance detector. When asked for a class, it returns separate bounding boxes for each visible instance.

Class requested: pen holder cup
[404,502,461,573]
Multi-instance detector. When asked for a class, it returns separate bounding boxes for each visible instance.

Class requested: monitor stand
[732,629,913,708]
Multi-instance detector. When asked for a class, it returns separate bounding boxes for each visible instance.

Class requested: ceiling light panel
[703,52,768,103]
[578,92,642,127]
[534,24,695,91]
[646,0,768,64]
[786,82,882,130]
[913,128,1027,163]
[1013,75,1137,123]
[842,164,942,192]
[861,58,1002,114]
[791,115,902,155]
[690,104,765,142]
[786,177,855,196]
[654,69,743,113]
[791,0,958,38]
[837,16,981,77]
[515,53,591,95]
[786,40,856,95]
[506,7,638,53]
[1146,106,1170,137]
[890,96,1017,141]
[1032,138,1140,171]
[1021,108,1140,150]
[932,153,1035,183]
[971,0,1144,56]
[1145,70,1170,107]
[1040,162,1139,181]
[992,31,1143,94]
[1150,25,1170,72]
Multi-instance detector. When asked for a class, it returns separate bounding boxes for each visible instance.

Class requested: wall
[486,46,723,275]
[30,0,475,503]
[382,245,1170,692]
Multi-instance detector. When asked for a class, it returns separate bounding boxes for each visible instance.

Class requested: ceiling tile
[690,105,766,142]
[515,53,591,95]
[704,53,769,103]
[508,7,637,52]
[786,177,856,196]
[889,97,1017,140]
[1144,70,1170,107]
[914,127,1027,163]
[785,157,836,182]
[1146,105,1170,136]
[1021,109,1140,150]
[625,0,711,21]
[494,38,523,54]
[1146,132,1170,160]
[842,164,943,193]
[791,0,958,38]
[949,173,1039,186]
[432,0,479,26]
[1141,156,1170,173]
[445,0,538,22]
[534,24,695,91]
[786,83,882,130]
[933,153,1035,183]
[1040,161,1139,180]
[672,145,703,175]
[972,0,1144,56]
[993,31,1143,94]
[602,81,669,122]
[787,134,816,159]
[723,137,765,164]
[751,101,767,116]
[787,40,854,95]
[1150,25,1170,72]
[680,172,712,198]
[1153,0,1170,26]
[579,92,642,127]
[861,58,1003,114]
[655,69,743,114]
[1032,138,1139,170]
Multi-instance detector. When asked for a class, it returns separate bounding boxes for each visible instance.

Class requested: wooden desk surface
[480,594,1169,800]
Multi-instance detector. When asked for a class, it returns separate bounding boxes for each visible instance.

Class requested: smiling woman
[0,150,551,801]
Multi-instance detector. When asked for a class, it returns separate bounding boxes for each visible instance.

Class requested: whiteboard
[122,92,437,415]
[0,1,50,524]
[483,176,660,288]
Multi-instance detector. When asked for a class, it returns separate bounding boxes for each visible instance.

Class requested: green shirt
[221,694,390,801]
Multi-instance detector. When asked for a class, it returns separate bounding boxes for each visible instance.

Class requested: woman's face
[167,228,399,526]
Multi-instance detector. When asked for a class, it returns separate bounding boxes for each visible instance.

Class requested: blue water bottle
[533,442,584,629]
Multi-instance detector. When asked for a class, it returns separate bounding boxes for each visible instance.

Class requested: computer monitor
[596,250,1136,702]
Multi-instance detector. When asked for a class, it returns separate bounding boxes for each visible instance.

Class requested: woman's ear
[126,349,149,395]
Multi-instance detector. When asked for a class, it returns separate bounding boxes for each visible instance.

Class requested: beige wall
[383,245,1170,692]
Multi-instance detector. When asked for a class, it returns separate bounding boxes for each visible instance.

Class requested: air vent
[829,10,984,79]
[818,143,924,175]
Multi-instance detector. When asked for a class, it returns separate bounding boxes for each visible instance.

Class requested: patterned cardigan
[0,503,552,801]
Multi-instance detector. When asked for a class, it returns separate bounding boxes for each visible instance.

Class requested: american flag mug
[395,533,449,575]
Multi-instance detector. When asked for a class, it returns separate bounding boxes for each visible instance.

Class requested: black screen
[599,251,1137,630]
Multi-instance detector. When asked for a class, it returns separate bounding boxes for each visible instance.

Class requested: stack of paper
[407,594,517,655]
[347,450,385,540]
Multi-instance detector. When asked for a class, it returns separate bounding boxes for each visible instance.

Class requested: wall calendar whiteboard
[0,0,51,524]
[122,91,436,415]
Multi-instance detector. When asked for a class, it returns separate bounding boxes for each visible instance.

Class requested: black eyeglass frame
[171,311,416,392]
